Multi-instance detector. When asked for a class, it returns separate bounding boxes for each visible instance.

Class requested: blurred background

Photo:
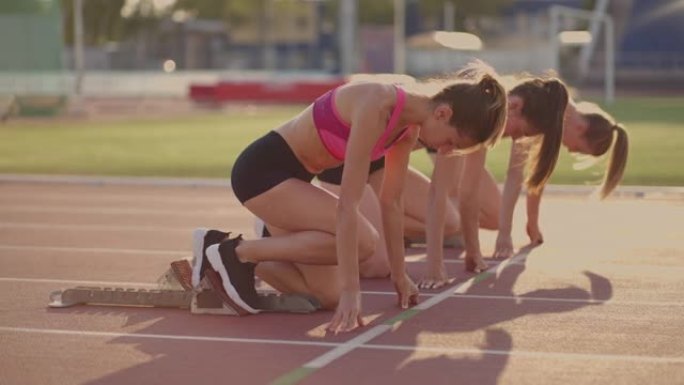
[0,0,682,186]
[2,0,684,108]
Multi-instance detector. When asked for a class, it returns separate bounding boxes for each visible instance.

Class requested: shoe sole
[206,244,260,315]
[254,217,265,239]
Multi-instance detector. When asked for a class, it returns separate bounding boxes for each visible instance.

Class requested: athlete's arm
[457,148,488,271]
[420,152,461,289]
[526,185,545,244]
[380,125,420,308]
[494,140,528,259]
[328,85,388,333]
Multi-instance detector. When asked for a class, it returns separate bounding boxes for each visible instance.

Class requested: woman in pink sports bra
[191,63,508,333]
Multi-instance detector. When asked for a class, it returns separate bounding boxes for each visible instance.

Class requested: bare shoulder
[339,82,398,111]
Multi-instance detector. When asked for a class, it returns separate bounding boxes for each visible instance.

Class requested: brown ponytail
[600,124,629,198]
[577,102,630,199]
[432,62,507,149]
[510,77,569,193]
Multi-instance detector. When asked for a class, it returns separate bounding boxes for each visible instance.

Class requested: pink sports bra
[313,85,407,161]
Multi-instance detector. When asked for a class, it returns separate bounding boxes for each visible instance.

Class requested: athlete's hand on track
[418,262,453,290]
[327,289,364,334]
[526,222,544,245]
[493,232,514,260]
[465,252,488,273]
[393,273,419,309]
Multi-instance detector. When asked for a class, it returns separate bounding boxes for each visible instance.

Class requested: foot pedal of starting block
[157,259,194,291]
[191,290,321,315]
[48,286,194,309]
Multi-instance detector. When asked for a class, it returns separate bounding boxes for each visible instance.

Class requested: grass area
[0,98,683,186]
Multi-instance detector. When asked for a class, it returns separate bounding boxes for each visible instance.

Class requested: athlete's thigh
[401,166,432,222]
[320,181,382,230]
[245,179,339,234]
[368,166,430,221]
[478,169,502,229]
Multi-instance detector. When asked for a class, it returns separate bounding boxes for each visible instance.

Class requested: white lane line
[360,344,684,364]
[404,255,483,264]
[1,326,682,364]
[0,277,159,287]
[0,326,338,348]
[0,222,191,232]
[304,325,393,368]
[299,251,528,371]
[0,245,186,256]
[3,277,683,308]
[0,246,458,263]
[2,174,681,197]
[362,291,684,307]
[0,174,231,187]
[0,193,228,205]
[0,205,239,216]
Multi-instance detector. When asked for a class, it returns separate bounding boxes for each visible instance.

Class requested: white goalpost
[549,4,616,104]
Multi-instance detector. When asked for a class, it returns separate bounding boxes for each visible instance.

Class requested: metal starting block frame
[47,260,321,315]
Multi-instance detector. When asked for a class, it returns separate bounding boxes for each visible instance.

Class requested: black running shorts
[231,131,315,204]
[317,157,386,186]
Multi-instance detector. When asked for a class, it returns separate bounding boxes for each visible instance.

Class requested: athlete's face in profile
[422,103,483,156]
[505,97,538,140]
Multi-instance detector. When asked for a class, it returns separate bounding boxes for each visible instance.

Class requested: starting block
[48,259,321,315]
[48,286,193,309]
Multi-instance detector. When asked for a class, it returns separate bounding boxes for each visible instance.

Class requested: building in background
[0,0,63,72]
[616,0,684,86]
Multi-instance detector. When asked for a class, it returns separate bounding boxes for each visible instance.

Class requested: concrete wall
[407,45,556,77]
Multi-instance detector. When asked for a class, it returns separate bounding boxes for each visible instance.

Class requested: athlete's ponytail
[510,77,569,193]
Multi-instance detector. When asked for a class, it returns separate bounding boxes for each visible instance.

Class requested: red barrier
[189,78,346,104]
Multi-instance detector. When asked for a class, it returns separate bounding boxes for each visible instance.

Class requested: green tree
[61,0,127,45]
[173,0,261,26]
[0,0,59,14]
[61,0,171,46]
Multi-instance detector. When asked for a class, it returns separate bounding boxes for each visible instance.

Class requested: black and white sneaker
[205,235,260,315]
[191,228,230,289]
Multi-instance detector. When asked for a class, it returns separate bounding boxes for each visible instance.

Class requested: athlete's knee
[360,257,390,278]
[310,284,340,310]
[444,219,460,236]
[357,225,379,262]
[443,213,461,236]
[480,212,499,230]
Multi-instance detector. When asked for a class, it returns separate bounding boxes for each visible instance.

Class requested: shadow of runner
[365,245,614,385]
[384,328,512,385]
[76,246,614,385]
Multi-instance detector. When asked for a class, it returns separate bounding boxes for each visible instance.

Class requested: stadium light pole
[444,1,455,31]
[69,0,85,115]
[578,0,611,80]
[73,0,84,96]
[339,0,357,75]
[549,5,615,104]
[393,0,406,74]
